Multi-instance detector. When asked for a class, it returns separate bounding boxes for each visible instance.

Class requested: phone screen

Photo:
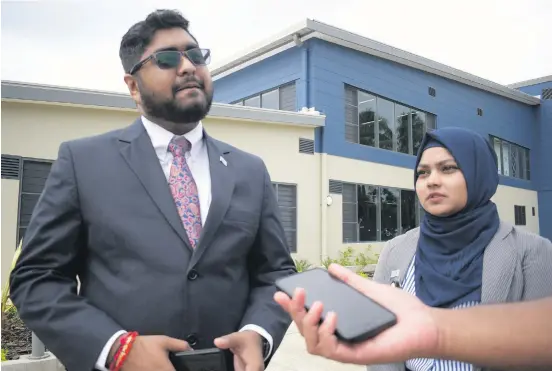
[275,268,397,342]
[170,348,227,371]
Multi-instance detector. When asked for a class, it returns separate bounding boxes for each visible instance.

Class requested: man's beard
[140,85,213,124]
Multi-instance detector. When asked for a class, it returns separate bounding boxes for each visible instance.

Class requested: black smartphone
[275,267,397,343]
[169,348,228,371]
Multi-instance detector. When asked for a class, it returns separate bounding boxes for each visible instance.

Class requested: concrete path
[266,324,365,371]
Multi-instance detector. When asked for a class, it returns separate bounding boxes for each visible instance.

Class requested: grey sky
[2,0,551,94]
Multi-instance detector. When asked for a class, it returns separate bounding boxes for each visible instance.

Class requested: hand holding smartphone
[169,348,228,371]
[275,268,397,343]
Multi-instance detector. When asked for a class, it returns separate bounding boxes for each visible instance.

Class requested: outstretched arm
[275,264,552,370]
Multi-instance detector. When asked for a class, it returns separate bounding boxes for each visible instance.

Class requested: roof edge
[1,80,325,128]
[210,19,312,76]
[210,19,541,106]
[507,75,552,89]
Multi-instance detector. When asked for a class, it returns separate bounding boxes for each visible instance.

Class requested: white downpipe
[320,153,328,264]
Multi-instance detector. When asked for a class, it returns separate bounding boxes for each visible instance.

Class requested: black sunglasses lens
[188,49,210,65]
[155,51,181,69]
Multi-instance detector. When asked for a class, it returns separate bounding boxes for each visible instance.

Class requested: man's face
[128,27,214,125]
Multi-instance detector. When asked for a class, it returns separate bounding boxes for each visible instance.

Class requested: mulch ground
[1,307,32,360]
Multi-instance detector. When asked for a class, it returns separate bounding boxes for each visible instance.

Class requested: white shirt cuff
[95,330,127,371]
[239,324,273,361]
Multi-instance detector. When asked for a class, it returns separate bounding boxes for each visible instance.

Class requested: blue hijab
[414,127,500,309]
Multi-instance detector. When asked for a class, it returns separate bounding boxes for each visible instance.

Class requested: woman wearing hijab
[369,126,552,371]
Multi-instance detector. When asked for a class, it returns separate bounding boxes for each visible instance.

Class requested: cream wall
[323,155,542,261]
[2,101,136,159]
[492,185,539,234]
[1,101,322,273]
[1,179,20,286]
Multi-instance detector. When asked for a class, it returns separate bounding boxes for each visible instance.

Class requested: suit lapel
[190,133,235,267]
[481,222,515,304]
[118,118,193,251]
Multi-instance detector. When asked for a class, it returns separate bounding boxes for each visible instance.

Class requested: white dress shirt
[95,116,273,370]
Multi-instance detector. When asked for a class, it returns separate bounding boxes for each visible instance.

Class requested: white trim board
[1,80,326,129]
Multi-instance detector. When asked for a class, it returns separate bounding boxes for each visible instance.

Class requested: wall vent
[329,180,343,194]
[299,138,315,154]
[1,155,21,180]
[428,87,436,97]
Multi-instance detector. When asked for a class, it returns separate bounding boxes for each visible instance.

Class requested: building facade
[0,81,325,285]
[213,19,552,260]
[2,21,551,286]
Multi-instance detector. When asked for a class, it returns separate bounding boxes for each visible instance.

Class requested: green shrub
[293,258,313,272]
[322,246,378,268]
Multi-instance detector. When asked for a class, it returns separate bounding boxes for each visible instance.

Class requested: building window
[490,136,530,180]
[345,85,436,155]
[18,158,53,244]
[342,182,422,243]
[514,205,526,226]
[232,82,296,111]
[272,183,297,252]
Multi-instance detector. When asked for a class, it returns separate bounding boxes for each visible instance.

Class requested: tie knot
[168,137,191,157]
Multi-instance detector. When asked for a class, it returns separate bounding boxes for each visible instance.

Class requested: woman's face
[416,146,468,217]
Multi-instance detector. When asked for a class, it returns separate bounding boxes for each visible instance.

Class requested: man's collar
[141,115,204,159]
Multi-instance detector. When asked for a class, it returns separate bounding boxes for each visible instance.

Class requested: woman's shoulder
[499,220,552,254]
[380,227,420,258]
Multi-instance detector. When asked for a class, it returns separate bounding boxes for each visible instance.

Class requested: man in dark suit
[9,9,296,371]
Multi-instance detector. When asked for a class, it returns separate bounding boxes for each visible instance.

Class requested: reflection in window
[342,183,358,243]
[359,92,376,147]
[395,104,411,154]
[231,82,296,111]
[377,98,394,151]
[261,89,279,110]
[345,85,436,156]
[380,187,399,241]
[358,185,378,242]
[412,110,426,156]
[244,95,261,108]
[342,183,420,243]
[491,136,530,180]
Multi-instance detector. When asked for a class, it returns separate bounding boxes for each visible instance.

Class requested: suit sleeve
[9,142,124,371]
[521,234,552,300]
[239,161,297,361]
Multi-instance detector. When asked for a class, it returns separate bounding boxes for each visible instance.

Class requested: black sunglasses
[129,48,211,75]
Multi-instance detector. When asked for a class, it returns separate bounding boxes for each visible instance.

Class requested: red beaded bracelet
[109,331,138,371]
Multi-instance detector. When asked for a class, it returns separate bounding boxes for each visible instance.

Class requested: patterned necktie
[168,137,202,248]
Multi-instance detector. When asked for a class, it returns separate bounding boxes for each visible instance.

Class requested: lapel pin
[220,156,227,167]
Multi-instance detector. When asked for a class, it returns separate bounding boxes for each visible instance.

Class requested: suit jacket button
[188,270,199,280]
[186,334,198,347]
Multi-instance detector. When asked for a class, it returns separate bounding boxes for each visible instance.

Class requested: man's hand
[214,331,264,371]
[108,335,190,371]
[273,263,440,365]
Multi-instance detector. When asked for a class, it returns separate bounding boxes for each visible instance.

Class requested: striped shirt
[403,257,479,371]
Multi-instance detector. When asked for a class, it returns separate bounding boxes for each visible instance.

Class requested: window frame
[272,182,298,253]
[344,84,437,155]
[514,205,527,226]
[231,81,297,111]
[342,181,422,243]
[16,157,54,245]
[490,135,530,180]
